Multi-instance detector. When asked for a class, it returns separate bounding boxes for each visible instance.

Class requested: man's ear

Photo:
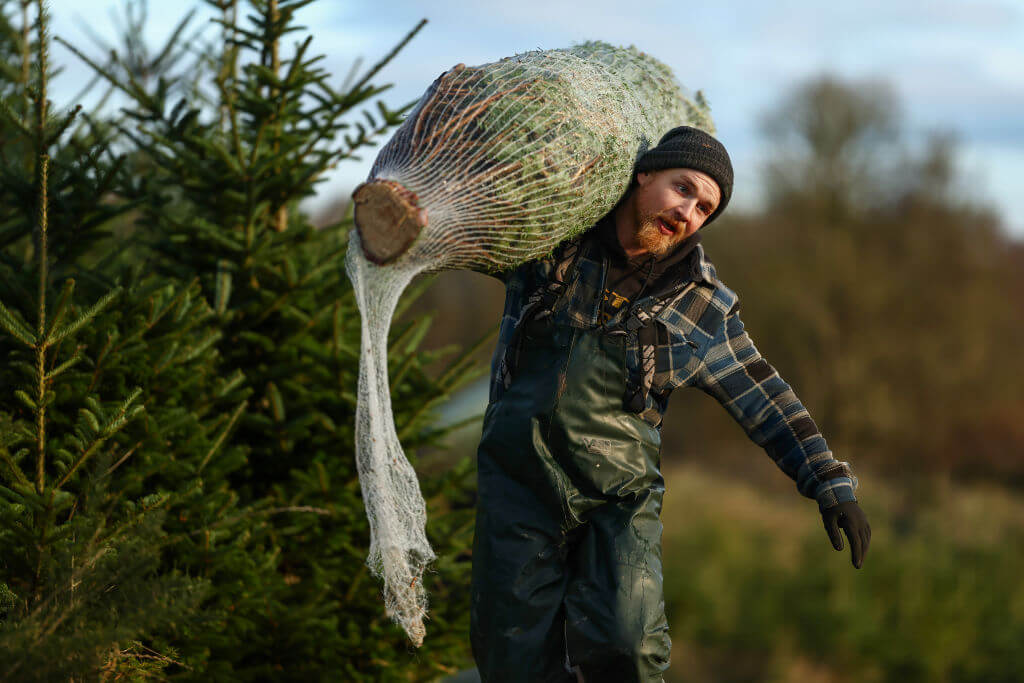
[636,171,651,186]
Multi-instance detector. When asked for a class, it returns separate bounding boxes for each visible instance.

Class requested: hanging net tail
[345,230,435,647]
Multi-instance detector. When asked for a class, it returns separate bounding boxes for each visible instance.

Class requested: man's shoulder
[498,235,585,294]
[652,246,739,342]
[691,245,740,313]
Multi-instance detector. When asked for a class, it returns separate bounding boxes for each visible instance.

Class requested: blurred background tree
[702,75,1024,485]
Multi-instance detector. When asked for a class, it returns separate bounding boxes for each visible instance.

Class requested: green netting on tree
[344,41,715,647]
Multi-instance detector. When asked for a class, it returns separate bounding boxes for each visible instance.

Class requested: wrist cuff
[815,477,858,512]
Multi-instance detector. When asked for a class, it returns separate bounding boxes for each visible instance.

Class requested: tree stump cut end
[352,180,427,265]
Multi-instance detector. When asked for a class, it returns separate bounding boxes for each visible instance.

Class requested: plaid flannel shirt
[479,229,859,512]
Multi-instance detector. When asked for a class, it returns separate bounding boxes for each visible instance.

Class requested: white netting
[344,41,715,645]
[345,232,433,645]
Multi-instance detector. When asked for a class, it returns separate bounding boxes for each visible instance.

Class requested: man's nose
[672,198,698,224]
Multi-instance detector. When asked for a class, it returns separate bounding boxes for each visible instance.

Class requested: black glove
[821,501,871,569]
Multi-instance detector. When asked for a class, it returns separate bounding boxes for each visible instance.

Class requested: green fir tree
[55,0,484,678]
[0,1,263,678]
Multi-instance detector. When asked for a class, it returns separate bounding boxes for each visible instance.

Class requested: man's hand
[821,501,871,569]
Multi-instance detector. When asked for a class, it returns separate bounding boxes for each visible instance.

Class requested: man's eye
[676,184,688,193]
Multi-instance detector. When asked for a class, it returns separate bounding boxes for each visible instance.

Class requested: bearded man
[470,126,871,683]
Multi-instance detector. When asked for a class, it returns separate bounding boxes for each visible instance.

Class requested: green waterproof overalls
[471,291,671,682]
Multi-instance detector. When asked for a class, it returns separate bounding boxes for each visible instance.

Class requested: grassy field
[659,462,1024,682]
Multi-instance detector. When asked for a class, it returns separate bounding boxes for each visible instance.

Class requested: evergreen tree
[60,1,483,678]
[0,1,260,678]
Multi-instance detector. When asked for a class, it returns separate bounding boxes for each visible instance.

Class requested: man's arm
[694,306,859,513]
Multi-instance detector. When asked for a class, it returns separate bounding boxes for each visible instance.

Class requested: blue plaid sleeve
[695,308,859,512]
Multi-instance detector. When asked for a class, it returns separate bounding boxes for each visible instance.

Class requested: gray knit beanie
[635,126,733,226]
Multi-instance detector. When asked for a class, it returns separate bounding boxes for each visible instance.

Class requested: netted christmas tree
[345,40,716,644]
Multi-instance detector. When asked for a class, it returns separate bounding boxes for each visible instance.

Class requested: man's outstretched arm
[695,306,871,568]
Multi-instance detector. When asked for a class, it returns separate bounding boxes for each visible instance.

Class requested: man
[470,126,871,682]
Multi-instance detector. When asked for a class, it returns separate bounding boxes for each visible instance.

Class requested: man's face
[628,168,721,257]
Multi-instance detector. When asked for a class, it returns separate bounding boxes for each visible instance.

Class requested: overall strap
[620,282,700,418]
[524,237,584,323]
[498,237,584,390]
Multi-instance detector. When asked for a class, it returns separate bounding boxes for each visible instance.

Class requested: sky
[46,0,1024,237]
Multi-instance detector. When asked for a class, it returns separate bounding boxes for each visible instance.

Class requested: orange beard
[634,212,675,257]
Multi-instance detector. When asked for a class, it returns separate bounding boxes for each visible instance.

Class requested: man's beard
[634,212,675,257]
